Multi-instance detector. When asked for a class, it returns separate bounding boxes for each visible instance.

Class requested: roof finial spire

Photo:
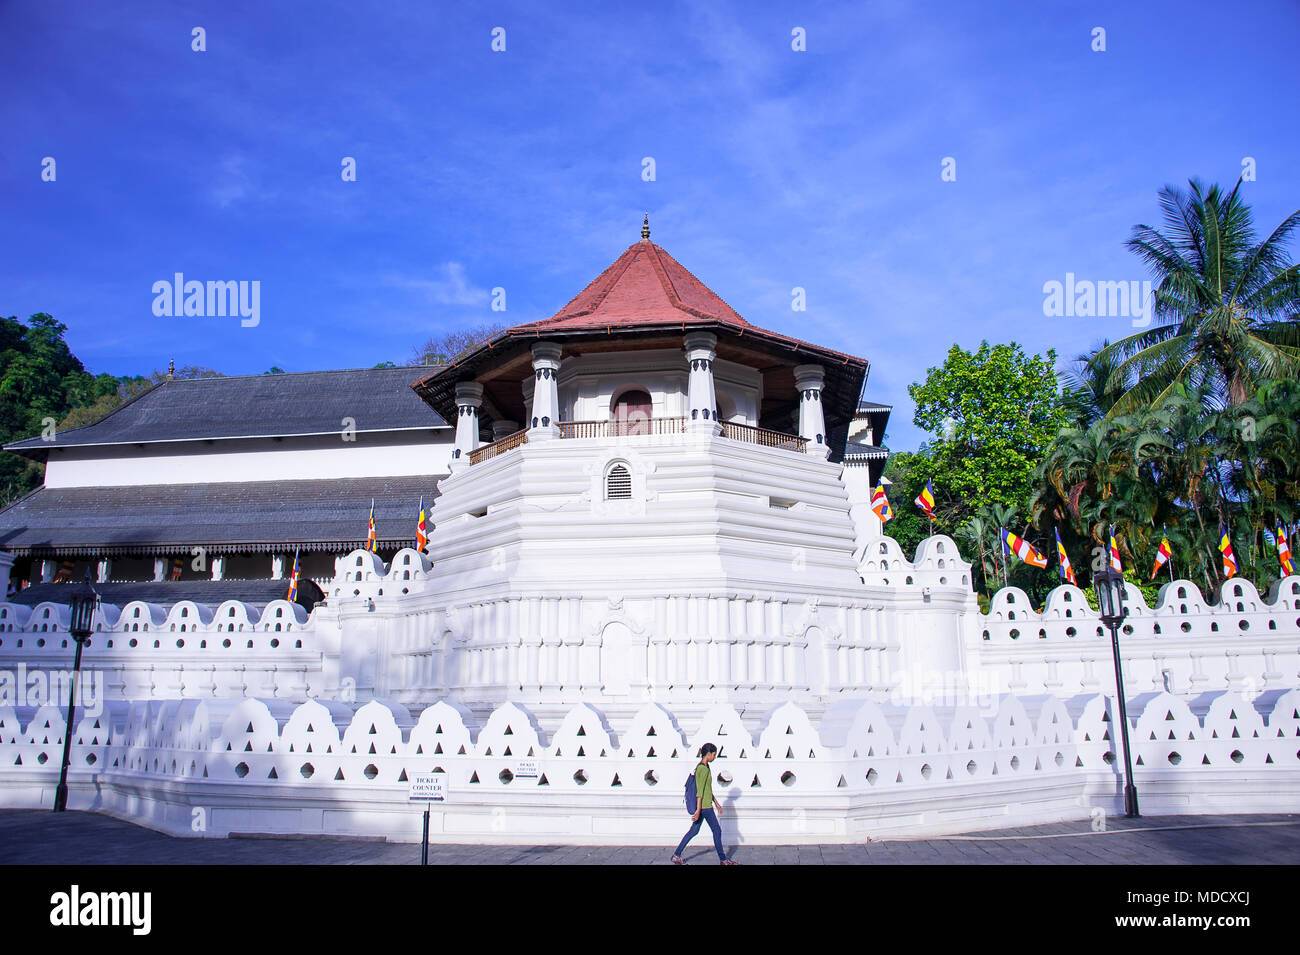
[167,359,175,380]
[641,213,650,241]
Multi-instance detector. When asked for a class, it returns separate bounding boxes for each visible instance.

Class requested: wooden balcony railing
[720,420,808,453]
[557,417,688,439]
[468,428,528,465]
[470,417,806,461]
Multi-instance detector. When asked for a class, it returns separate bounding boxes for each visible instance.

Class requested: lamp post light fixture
[1093,562,1139,818]
[53,573,99,813]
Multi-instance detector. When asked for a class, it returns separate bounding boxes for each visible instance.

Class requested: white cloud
[386,262,487,307]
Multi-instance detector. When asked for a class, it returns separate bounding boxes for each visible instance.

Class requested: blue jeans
[675,808,725,860]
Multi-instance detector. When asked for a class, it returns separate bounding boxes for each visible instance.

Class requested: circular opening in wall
[966,760,977,775]
[906,576,914,585]
[1230,750,1243,764]
[1167,752,1181,765]
[364,764,379,780]
[271,638,280,648]
[644,770,659,786]
[1066,627,1077,638]
[499,769,514,784]
[982,631,990,640]
[129,639,137,648]
[866,769,878,786]
[1009,756,1020,771]
[919,764,932,780]
[1181,622,1191,633]
[1009,629,1020,640]
[223,639,231,648]
[573,770,588,785]
[85,752,97,766]
[176,639,184,649]
[300,763,314,779]
[1038,629,1047,639]
[1102,751,1115,764]
[235,762,249,778]
[36,638,44,648]
[1238,620,1249,631]
[153,640,159,648]
[37,752,48,765]
[940,577,947,585]
[780,771,797,787]
[1122,624,1133,635]
[717,771,733,786]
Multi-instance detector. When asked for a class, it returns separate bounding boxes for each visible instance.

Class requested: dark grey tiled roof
[844,441,889,459]
[856,401,892,414]
[6,366,448,456]
[0,477,441,556]
[6,579,326,612]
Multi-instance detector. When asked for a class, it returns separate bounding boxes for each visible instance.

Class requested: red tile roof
[513,240,753,332]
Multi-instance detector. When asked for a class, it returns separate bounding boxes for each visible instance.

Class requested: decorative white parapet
[0,691,1296,844]
[975,575,1300,698]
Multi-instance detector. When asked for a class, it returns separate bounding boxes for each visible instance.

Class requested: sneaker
[671,855,684,865]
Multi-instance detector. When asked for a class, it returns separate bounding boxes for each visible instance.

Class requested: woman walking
[672,743,737,864]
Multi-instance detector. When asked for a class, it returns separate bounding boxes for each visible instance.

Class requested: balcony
[466,417,807,465]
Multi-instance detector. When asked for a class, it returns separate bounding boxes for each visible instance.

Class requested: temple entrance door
[612,389,652,436]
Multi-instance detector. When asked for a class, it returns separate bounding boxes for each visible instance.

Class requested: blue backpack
[684,767,699,814]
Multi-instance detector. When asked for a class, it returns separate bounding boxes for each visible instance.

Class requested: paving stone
[2,809,1298,864]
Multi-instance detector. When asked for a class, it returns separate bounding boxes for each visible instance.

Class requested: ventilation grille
[606,464,632,500]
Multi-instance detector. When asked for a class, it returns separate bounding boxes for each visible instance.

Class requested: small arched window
[605,463,632,500]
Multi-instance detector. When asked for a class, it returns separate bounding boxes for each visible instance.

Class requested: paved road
[3,810,1298,864]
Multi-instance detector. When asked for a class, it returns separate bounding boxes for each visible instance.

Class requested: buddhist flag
[1151,536,1172,580]
[1002,528,1048,569]
[416,496,429,550]
[287,548,301,602]
[1219,524,1237,578]
[1109,527,1123,573]
[1275,522,1293,577]
[170,558,184,581]
[1054,529,1077,585]
[366,499,377,553]
[915,480,935,519]
[870,485,893,523]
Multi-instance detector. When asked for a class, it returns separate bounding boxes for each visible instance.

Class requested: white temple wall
[2,691,1295,844]
[42,430,454,488]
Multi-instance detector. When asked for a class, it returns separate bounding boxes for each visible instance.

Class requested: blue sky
[2,0,1297,451]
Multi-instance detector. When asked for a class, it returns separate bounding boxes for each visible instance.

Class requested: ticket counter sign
[409,772,448,802]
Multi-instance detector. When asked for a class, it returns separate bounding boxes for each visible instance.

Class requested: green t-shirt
[694,762,714,810]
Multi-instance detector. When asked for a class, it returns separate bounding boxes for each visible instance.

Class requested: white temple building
[0,224,1296,845]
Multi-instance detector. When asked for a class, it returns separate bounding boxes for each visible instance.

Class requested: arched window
[605,463,632,500]
[611,389,652,435]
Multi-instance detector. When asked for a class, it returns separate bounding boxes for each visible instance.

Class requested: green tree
[1093,179,1300,413]
[908,341,1071,533]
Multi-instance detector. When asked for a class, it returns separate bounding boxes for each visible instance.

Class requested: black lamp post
[1093,562,1139,817]
[53,573,98,812]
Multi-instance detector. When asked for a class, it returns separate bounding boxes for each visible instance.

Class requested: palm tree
[1092,179,1300,414]
[1060,340,1129,427]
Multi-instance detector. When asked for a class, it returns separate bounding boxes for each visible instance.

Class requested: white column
[153,557,167,582]
[40,559,56,583]
[529,342,562,440]
[0,552,14,597]
[794,363,830,458]
[210,555,226,581]
[96,558,112,583]
[452,381,484,464]
[684,331,720,432]
[271,553,286,580]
